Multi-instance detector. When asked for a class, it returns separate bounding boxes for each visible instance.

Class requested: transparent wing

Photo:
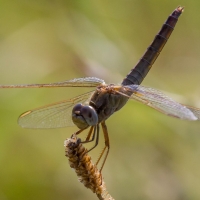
[184,105,200,120]
[122,85,198,120]
[0,77,105,88]
[18,91,94,129]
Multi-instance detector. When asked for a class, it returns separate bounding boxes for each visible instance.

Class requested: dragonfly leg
[76,125,100,164]
[85,126,94,141]
[96,121,110,172]
[75,127,96,143]
[81,126,95,143]
[74,128,85,136]
[82,125,100,154]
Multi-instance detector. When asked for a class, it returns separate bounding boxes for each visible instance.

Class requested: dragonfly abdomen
[122,6,184,86]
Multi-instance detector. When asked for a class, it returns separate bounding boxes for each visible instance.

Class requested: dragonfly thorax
[72,103,98,129]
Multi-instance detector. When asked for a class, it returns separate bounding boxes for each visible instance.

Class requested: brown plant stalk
[64,134,114,200]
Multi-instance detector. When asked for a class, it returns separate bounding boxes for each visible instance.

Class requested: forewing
[123,85,197,121]
[18,91,94,128]
[44,77,105,87]
[184,105,200,120]
[0,77,105,88]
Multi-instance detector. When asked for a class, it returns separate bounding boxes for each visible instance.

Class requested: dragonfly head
[72,103,98,129]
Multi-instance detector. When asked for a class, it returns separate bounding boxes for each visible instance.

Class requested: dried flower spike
[64,134,114,200]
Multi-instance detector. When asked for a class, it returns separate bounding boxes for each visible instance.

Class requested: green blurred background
[0,1,200,200]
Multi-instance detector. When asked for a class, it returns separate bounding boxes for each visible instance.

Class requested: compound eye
[72,103,83,114]
[72,104,88,129]
[81,106,98,126]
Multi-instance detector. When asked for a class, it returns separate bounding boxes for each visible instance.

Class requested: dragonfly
[1,6,200,171]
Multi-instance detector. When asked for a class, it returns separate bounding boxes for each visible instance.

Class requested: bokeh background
[0,1,200,200]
